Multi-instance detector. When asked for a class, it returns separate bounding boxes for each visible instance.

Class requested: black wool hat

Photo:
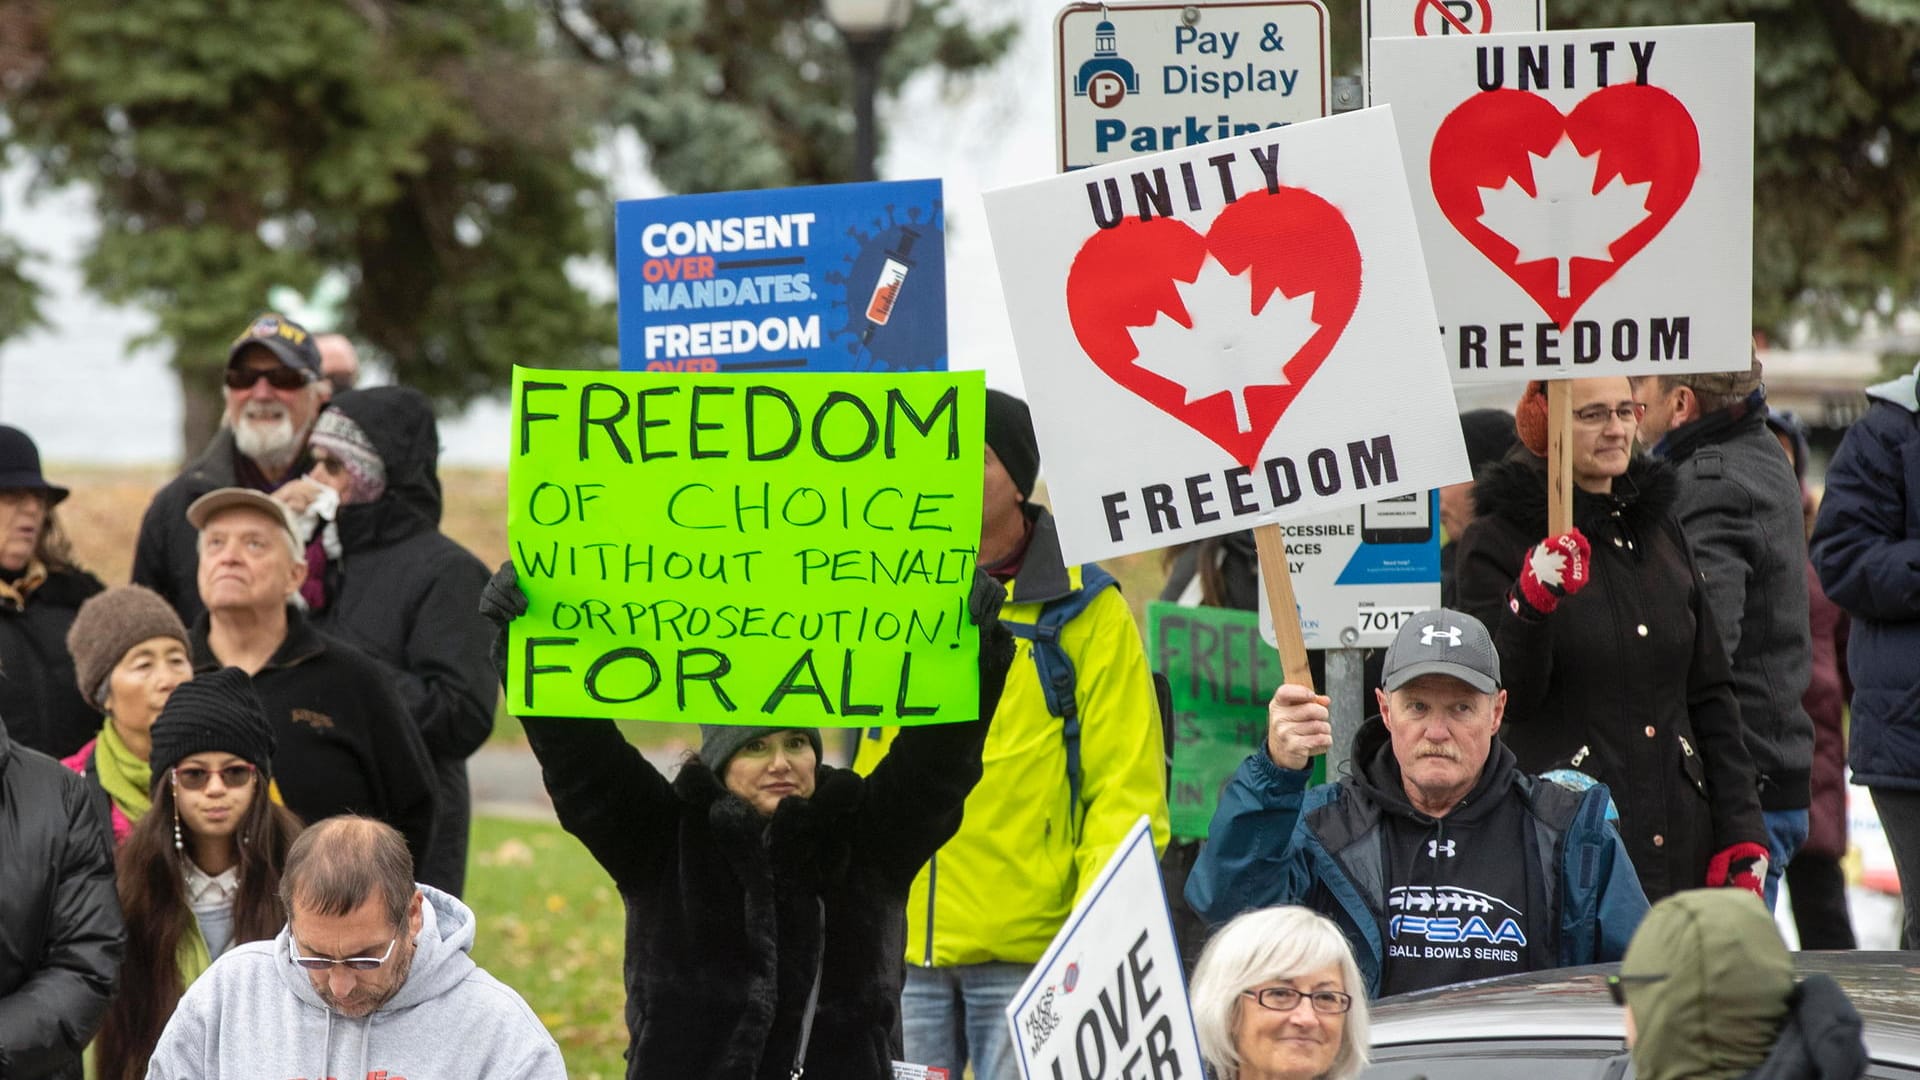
[0,425,69,505]
[148,666,277,781]
[1458,409,1518,477]
[985,389,1040,498]
[699,724,823,776]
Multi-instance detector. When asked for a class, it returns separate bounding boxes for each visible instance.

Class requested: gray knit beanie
[698,724,824,775]
[66,585,192,711]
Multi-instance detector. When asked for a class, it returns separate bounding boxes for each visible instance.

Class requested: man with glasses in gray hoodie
[146,816,563,1079]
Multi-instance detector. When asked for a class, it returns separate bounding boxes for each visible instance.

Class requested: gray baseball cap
[1381,608,1501,694]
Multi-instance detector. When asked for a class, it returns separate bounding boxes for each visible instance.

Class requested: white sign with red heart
[1371,24,1755,384]
[983,107,1471,564]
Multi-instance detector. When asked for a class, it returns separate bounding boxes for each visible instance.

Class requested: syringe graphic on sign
[1431,81,1700,329]
[859,227,918,348]
[1065,185,1362,468]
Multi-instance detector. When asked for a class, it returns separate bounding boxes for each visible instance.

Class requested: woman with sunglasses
[61,586,194,845]
[1454,377,1766,904]
[93,666,303,1080]
[1188,906,1371,1080]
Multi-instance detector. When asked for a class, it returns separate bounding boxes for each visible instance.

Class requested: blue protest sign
[616,179,947,374]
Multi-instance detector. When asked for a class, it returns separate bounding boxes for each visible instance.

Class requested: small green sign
[1149,601,1324,839]
[507,367,984,725]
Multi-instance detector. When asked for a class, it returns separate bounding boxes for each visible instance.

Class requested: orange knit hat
[1514,380,1549,457]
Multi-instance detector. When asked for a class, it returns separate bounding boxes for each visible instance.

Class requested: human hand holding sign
[1265,684,1334,772]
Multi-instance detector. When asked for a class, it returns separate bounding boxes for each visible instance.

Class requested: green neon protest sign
[1148,601,1324,839]
[508,367,985,725]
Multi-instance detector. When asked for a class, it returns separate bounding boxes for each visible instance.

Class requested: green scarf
[93,719,153,825]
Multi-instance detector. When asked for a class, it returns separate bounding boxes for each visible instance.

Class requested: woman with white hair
[1189,906,1370,1080]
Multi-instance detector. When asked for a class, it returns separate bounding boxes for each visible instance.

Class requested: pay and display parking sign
[1056,1,1331,170]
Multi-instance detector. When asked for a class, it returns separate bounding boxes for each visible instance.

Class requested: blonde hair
[1189,906,1371,1080]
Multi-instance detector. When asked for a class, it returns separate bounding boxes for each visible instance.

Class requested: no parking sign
[1362,0,1546,104]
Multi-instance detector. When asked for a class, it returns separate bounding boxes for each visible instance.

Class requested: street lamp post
[822,0,913,182]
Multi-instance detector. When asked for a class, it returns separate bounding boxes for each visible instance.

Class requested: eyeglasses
[225,365,311,391]
[172,763,258,791]
[289,936,397,972]
[1241,987,1354,1015]
[1572,403,1647,427]
[1605,973,1669,1006]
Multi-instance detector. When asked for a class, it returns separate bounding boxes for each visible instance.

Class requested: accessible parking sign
[1056,1,1331,170]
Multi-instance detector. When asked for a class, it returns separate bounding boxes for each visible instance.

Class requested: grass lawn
[465,816,628,1078]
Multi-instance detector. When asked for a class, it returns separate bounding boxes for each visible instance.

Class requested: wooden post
[1547,380,1575,535]
[1253,523,1316,692]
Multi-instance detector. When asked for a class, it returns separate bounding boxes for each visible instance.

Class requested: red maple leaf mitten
[1510,529,1592,620]
[1707,842,1770,899]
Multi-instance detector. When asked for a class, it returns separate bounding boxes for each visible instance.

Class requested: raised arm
[479,561,679,891]
[1184,684,1324,925]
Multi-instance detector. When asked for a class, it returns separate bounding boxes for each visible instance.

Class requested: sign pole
[1547,381,1574,535]
[1323,645,1364,781]
[1253,524,1316,692]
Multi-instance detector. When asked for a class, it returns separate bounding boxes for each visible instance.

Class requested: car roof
[1368,952,1920,1063]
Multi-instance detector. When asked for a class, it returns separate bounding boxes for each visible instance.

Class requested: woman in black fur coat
[1453,376,1767,903]
[480,562,1014,1080]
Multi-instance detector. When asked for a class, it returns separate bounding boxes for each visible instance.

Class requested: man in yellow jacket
[855,389,1169,1080]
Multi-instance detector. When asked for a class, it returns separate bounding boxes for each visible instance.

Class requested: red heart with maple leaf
[1064,187,1363,469]
[1430,84,1700,329]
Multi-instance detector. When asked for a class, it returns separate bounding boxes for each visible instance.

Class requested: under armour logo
[1421,625,1463,647]
[1428,839,1456,858]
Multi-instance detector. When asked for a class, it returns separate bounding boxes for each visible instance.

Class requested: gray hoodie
[146,885,564,1080]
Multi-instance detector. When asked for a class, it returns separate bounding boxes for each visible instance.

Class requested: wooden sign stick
[1546,380,1575,535]
[1253,523,1316,692]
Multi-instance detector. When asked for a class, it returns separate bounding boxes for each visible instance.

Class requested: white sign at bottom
[1005,817,1202,1080]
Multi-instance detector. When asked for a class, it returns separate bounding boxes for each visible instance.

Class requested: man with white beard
[134,312,331,622]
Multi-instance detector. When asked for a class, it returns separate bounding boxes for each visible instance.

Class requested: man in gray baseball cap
[1187,608,1648,999]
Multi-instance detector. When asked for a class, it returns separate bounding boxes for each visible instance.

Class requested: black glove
[478,560,528,685]
[971,568,1016,723]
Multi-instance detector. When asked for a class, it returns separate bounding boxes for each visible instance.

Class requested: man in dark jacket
[184,486,437,865]
[1187,609,1649,999]
[1810,359,1920,949]
[134,312,331,623]
[275,386,495,897]
[0,716,124,1079]
[1633,364,1813,910]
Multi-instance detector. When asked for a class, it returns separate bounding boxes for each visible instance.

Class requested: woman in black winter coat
[1454,377,1767,902]
[479,561,1014,1080]
[274,386,495,897]
[0,425,106,760]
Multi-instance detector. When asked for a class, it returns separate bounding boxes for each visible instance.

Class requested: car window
[1364,1040,1629,1080]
